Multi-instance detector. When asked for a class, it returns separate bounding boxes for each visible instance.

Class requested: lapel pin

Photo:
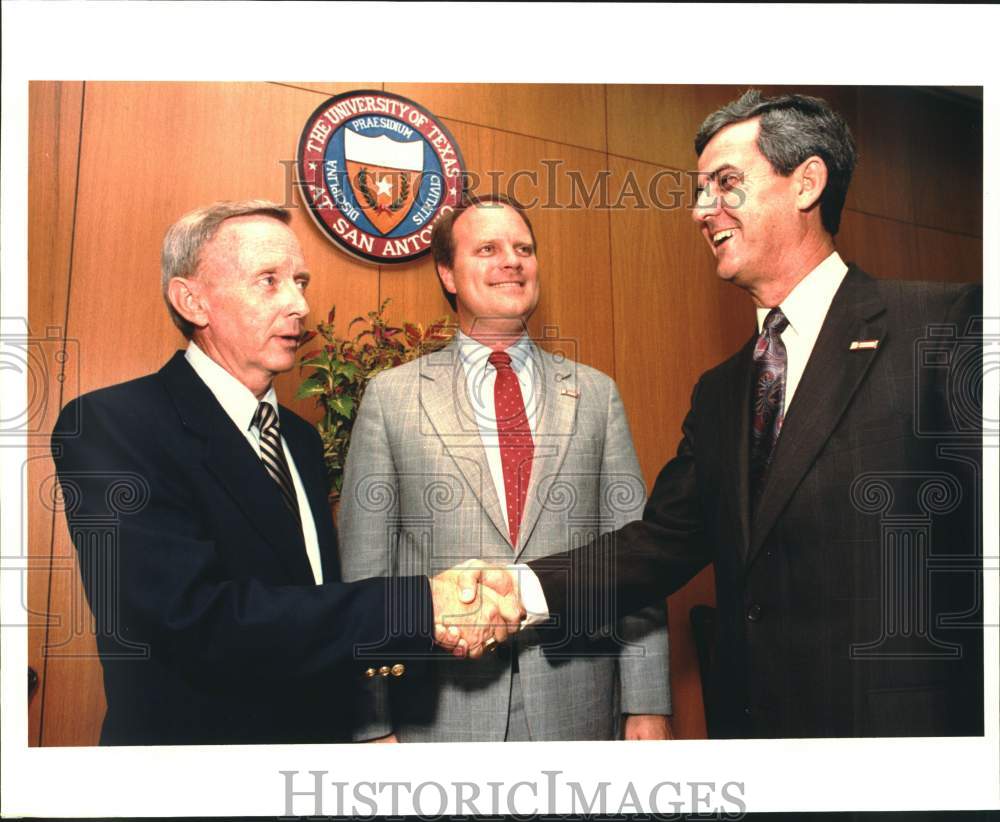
[849,339,880,351]
[561,388,580,399]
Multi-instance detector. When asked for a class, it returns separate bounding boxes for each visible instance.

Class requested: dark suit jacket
[51,351,434,745]
[532,266,983,738]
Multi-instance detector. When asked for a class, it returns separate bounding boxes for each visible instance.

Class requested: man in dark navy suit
[51,200,522,745]
[475,90,984,739]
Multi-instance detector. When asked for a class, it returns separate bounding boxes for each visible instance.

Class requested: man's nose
[500,243,522,268]
[692,182,719,224]
[286,281,309,317]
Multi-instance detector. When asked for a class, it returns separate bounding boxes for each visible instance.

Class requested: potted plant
[296,299,454,500]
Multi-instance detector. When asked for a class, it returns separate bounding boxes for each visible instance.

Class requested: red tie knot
[488,351,513,371]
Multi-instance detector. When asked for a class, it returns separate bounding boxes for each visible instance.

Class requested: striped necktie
[252,401,300,520]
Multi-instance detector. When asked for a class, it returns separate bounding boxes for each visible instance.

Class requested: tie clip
[561,388,580,399]
[849,339,879,351]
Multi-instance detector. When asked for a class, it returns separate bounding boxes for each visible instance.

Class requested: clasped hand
[429,560,524,658]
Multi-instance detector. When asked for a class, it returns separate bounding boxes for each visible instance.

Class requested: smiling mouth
[711,228,736,248]
[490,281,525,289]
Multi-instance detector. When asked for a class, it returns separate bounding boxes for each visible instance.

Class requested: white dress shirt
[185,341,324,584]
[756,251,849,409]
[517,251,850,621]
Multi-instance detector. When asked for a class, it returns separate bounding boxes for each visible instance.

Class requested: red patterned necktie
[489,351,534,548]
[749,307,789,512]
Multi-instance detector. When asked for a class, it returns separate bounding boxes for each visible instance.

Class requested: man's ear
[436,264,457,297]
[795,155,828,212]
[167,276,209,331]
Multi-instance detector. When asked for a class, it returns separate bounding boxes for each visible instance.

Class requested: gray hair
[161,200,291,337]
[694,90,857,236]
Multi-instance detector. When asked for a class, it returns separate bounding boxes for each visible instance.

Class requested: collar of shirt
[454,330,540,435]
[455,330,535,375]
[184,340,279,436]
[755,250,849,338]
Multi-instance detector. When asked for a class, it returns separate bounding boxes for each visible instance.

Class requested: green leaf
[331,360,360,380]
[295,379,328,400]
[330,395,355,417]
[299,355,334,372]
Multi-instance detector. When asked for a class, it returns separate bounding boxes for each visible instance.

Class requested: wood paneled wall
[27,82,982,746]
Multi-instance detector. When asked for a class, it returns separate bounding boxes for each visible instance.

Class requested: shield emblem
[345,129,423,235]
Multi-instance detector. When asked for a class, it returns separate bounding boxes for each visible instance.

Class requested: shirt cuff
[507,564,549,626]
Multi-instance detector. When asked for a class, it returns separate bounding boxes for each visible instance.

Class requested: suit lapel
[419,342,510,545]
[721,337,757,561]
[747,267,887,567]
[514,346,577,559]
[159,353,314,583]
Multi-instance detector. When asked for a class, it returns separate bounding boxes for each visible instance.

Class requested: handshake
[428,560,526,659]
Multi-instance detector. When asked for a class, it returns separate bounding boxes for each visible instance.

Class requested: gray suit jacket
[339,340,671,741]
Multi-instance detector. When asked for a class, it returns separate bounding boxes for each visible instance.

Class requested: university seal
[297,90,466,264]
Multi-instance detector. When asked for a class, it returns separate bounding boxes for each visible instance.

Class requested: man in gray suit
[338,195,673,742]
